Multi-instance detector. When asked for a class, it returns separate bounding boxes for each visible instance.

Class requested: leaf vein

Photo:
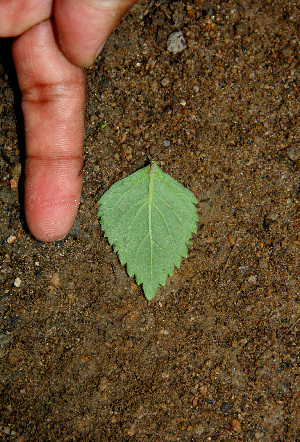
[152,202,175,257]
[102,173,148,209]
[154,194,184,232]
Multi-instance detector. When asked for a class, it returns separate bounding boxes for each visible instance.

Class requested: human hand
[0,0,137,241]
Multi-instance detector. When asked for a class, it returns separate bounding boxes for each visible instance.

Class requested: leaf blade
[97,163,198,300]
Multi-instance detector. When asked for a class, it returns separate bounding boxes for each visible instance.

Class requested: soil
[1,0,300,440]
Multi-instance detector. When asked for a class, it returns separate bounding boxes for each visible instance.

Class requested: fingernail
[95,39,107,60]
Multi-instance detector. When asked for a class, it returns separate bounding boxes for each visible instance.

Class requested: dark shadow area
[0,38,28,234]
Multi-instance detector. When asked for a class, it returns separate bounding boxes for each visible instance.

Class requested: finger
[0,0,52,37]
[12,20,86,242]
[54,0,138,67]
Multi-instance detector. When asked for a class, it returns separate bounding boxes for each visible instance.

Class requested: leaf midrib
[148,163,157,283]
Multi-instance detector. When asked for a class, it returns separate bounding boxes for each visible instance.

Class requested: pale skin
[0,0,138,241]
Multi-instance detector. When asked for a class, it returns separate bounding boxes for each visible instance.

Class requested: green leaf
[97,163,198,300]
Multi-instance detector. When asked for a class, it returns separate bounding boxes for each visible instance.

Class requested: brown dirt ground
[1,0,300,440]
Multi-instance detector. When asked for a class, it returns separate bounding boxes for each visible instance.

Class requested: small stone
[10,179,18,190]
[122,144,133,161]
[0,334,11,345]
[220,401,233,413]
[14,277,21,288]
[186,4,196,18]
[231,418,241,432]
[248,275,257,284]
[50,272,60,287]
[193,85,200,93]
[7,234,17,244]
[259,258,269,270]
[161,77,170,87]
[68,219,80,239]
[10,163,22,180]
[228,235,236,245]
[286,146,300,161]
[187,425,193,431]
[151,80,159,92]
[127,426,136,436]
[194,0,202,7]
[240,338,248,346]
[167,31,187,55]
[0,186,11,203]
[194,424,204,435]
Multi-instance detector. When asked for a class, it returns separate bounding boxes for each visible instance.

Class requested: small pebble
[50,273,60,287]
[259,258,268,270]
[127,426,136,436]
[0,334,11,345]
[286,146,300,162]
[10,163,22,180]
[167,31,187,55]
[122,144,133,161]
[14,277,21,288]
[161,77,170,87]
[68,219,80,239]
[7,234,17,244]
[10,179,18,190]
[231,418,242,433]
[186,4,196,18]
[220,401,233,413]
[248,275,257,284]
[0,187,11,203]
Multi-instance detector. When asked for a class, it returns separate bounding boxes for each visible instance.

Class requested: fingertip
[26,197,80,242]
[24,157,83,243]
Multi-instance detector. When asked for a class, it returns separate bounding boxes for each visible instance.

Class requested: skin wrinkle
[26,191,81,214]
[25,167,83,183]
[25,154,83,162]
[21,80,85,103]
[23,101,84,129]
[27,193,80,208]
[24,133,84,156]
